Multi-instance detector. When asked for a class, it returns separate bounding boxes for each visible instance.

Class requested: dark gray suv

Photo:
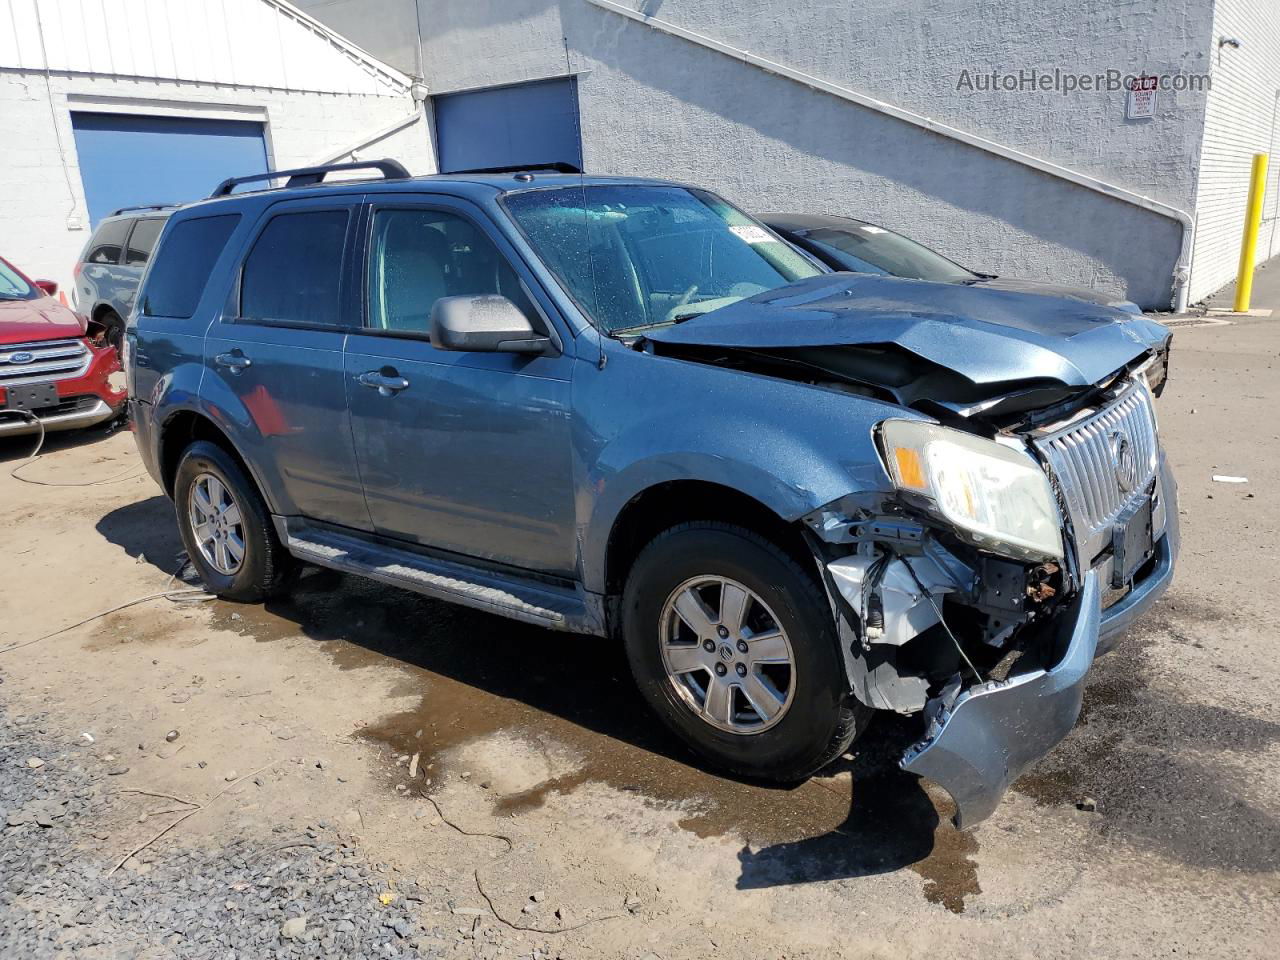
[127,160,1177,826]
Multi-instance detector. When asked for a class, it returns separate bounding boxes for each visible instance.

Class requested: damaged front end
[639,273,1178,825]
[803,379,1178,828]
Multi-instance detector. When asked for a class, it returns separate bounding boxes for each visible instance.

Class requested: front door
[344,197,576,576]
[203,195,371,529]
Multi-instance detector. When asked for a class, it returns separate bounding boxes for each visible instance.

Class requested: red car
[0,255,125,439]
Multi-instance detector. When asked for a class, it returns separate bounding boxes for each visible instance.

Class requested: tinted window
[240,210,349,327]
[85,218,131,265]
[140,214,241,318]
[124,218,165,267]
[367,209,534,333]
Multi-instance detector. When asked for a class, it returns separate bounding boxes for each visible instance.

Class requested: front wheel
[621,522,868,782]
[173,441,295,602]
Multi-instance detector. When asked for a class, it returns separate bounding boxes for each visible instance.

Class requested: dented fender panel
[901,572,1102,828]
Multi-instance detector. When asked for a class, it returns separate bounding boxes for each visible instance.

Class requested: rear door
[116,217,167,316]
[343,195,576,575]
[76,217,133,314]
[203,195,371,530]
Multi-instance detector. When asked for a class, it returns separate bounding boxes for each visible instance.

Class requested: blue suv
[127,160,1178,826]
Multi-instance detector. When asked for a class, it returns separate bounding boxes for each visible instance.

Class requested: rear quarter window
[84,218,131,265]
[139,214,241,319]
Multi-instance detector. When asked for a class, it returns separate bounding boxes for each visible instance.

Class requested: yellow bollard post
[1233,152,1270,313]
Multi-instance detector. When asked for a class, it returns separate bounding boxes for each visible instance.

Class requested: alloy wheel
[658,576,796,734]
[188,472,246,575]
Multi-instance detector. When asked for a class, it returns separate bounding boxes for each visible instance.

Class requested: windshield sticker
[859,225,887,234]
[730,224,775,244]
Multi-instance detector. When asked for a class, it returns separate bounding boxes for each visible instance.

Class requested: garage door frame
[67,95,277,225]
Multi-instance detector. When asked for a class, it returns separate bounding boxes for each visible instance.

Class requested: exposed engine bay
[636,294,1170,722]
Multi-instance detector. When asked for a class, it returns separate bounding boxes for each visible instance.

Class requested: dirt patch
[203,568,994,911]
[1014,593,1280,873]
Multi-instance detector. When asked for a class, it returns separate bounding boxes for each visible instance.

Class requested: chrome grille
[0,339,90,387]
[1034,381,1160,562]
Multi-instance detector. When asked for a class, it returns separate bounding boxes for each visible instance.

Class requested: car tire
[99,310,124,355]
[173,440,295,603]
[621,521,869,782]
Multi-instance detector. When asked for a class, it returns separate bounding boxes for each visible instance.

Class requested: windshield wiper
[613,311,707,336]
[612,319,676,336]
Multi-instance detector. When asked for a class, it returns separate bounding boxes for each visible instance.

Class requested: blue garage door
[71,112,269,226]
[434,78,582,174]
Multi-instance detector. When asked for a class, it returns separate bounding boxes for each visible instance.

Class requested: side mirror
[34,279,57,297]
[429,295,551,354]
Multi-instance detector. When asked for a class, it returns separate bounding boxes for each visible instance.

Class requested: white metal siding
[1190,0,1280,303]
[0,0,410,95]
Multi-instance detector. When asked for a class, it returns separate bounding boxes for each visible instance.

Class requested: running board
[276,518,603,634]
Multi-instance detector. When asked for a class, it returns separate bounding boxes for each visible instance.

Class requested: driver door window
[367,208,535,335]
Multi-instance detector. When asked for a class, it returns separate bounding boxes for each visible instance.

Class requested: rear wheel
[98,310,124,355]
[173,441,295,602]
[621,522,868,781]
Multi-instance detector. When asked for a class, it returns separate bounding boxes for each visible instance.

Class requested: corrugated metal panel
[0,0,410,96]
[1190,0,1280,302]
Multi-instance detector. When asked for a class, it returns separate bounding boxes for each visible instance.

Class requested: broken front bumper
[900,456,1179,827]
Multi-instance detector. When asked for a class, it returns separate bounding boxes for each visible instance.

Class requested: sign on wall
[1126,76,1158,119]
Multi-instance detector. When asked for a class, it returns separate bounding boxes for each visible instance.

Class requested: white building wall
[1189,0,1280,303]
[0,0,436,293]
[0,0,408,95]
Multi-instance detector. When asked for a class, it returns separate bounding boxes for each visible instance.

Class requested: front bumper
[0,340,124,437]
[0,398,118,436]
[900,455,1179,827]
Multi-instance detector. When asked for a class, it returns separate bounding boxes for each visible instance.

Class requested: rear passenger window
[140,214,241,318]
[240,210,349,327]
[85,218,130,265]
[124,218,165,267]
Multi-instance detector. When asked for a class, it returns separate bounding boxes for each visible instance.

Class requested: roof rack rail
[209,158,411,198]
[110,203,180,216]
[450,162,582,175]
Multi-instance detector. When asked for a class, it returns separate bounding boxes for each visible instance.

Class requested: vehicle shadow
[733,719,942,889]
[95,495,186,573]
[257,567,945,890]
[92,498,947,891]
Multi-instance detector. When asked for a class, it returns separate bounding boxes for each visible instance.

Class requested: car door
[77,217,133,313]
[203,195,372,530]
[344,196,576,576]
[117,217,166,315]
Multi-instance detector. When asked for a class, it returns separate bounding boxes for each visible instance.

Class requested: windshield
[0,259,36,301]
[796,221,977,283]
[504,185,820,333]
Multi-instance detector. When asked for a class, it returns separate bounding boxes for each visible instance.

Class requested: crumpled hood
[0,296,86,346]
[646,274,1168,389]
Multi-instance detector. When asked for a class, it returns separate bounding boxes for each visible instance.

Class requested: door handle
[356,370,410,396]
[214,351,252,374]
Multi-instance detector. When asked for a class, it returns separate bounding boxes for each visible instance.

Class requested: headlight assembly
[878,419,1064,562]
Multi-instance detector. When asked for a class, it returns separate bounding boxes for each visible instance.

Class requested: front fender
[574,344,919,594]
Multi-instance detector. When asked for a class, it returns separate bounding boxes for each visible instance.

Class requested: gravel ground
[0,708,537,960]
